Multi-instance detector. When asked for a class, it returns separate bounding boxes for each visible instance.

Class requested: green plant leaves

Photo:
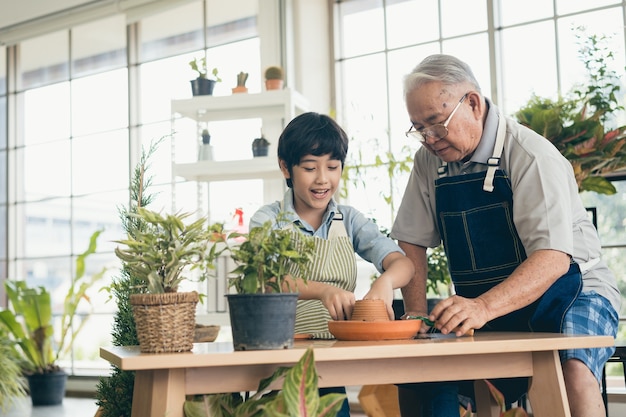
[184,347,346,417]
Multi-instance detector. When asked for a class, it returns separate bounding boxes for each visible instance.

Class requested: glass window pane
[0,150,6,204]
[73,191,126,254]
[388,43,440,152]
[498,0,553,26]
[140,55,192,124]
[20,30,69,89]
[337,0,385,58]
[71,15,127,78]
[207,38,262,96]
[557,9,626,104]
[206,0,258,46]
[140,1,204,62]
[72,130,129,195]
[386,0,439,48]
[557,0,619,16]
[0,204,5,259]
[442,33,492,98]
[499,22,557,113]
[0,45,6,95]
[71,69,128,136]
[441,0,487,38]
[23,199,72,257]
[23,141,72,200]
[24,83,71,145]
[338,53,388,160]
[209,179,264,225]
[0,96,6,149]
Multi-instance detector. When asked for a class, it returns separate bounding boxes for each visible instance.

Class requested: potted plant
[264,65,284,90]
[0,230,107,406]
[514,30,626,195]
[225,215,315,350]
[251,133,270,157]
[232,71,249,94]
[0,330,26,411]
[183,346,346,417]
[114,208,226,354]
[189,56,221,96]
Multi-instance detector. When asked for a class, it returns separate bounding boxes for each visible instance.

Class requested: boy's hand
[320,286,355,320]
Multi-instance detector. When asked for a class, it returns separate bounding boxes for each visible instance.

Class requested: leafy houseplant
[114,208,226,353]
[264,65,284,90]
[189,56,221,96]
[0,230,106,406]
[183,346,346,417]
[226,215,315,350]
[514,30,626,195]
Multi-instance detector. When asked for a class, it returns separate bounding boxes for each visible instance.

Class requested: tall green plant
[95,137,162,417]
[183,347,345,417]
[515,29,626,195]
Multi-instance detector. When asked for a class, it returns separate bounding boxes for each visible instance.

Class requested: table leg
[132,369,186,417]
[527,350,570,417]
[474,380,500,417]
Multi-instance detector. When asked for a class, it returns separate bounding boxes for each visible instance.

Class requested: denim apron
[434,110,582,333]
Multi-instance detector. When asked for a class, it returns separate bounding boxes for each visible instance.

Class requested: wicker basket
[130,291,199,353]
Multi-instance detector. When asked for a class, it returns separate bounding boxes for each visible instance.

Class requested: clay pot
[351,299,390,322]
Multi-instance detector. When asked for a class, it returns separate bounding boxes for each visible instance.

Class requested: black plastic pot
[190,78,216,96]
[252,136,270,157]
[226,293,298,350]
[27,370,67,406]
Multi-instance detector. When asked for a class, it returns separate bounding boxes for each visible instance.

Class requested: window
[334,0,626,386]
[2,0,262,375]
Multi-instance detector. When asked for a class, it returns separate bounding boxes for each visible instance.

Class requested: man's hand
[429,295,489,336]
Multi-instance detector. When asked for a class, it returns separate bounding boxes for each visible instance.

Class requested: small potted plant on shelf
[232,71,249,94]
[225,214,316,350]
[252,133,270,157]
[183,347,346,417]
[264,65,284,90]
[0,230,107,406]
[189,56,221,96]
[114,208,227,353]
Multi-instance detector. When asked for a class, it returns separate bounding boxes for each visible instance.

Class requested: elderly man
[391,54,620,417]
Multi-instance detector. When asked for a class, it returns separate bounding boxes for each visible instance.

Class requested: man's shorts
[560,291,619,383]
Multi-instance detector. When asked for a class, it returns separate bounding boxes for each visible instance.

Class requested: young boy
[249,112,414,416]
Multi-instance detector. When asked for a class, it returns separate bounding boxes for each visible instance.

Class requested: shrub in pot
[226,214,315,350]
[114,208,227,353]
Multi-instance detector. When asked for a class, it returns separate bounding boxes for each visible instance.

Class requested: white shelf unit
[170,88,309,324]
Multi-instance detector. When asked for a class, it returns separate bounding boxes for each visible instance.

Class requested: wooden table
[100,332,613,417]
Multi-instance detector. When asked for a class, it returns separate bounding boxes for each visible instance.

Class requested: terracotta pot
[265,79,283,90]
[232,86,248,94]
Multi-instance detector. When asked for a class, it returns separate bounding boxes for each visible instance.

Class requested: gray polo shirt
[391,99,620,311]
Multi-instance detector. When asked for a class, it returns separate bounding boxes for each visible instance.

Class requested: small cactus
[264,66,283,80]
[236,72,249,87]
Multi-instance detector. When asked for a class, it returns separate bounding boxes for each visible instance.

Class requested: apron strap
[483,108,507,192]
[328,212,348,239]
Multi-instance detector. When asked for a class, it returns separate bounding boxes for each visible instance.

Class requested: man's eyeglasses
[405,93,469,143]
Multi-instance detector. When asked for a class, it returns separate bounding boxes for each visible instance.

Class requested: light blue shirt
[250,189,404,273]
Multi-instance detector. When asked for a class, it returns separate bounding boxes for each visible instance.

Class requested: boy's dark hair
[277,112,349,188]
